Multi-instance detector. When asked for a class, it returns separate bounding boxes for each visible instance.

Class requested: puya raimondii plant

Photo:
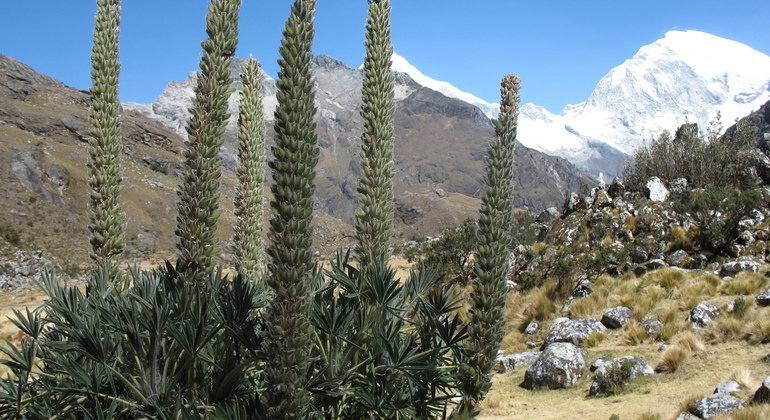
[454,74,521,418]
[87,0,126,268]
[232,57,267,277]
[354,0,396,267]
[261,0,319,417]
[175,0,241,286]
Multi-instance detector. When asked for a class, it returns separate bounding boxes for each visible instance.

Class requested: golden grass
[584,331,608,348]
[719,271,769,296]
[623,319,652,345]
[636,413,662,420]
[655,344,691,373]
[704,317,745,343]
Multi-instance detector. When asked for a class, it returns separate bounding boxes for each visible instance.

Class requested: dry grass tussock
[623,319,654,345]
[719,271,769,295]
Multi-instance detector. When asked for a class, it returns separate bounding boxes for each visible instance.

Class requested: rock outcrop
[521,343,586,390]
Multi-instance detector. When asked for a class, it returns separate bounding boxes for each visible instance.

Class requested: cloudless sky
[1,0,768,114]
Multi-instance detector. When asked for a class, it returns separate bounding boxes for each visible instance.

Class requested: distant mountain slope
[126,55,595,225]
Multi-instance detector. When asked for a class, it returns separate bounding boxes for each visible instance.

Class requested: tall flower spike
[87,0,126,271]
[262,0,318,418]
[454,74,520,418]
[174,0,241,286]
[233,57,267,277]
[355,0,396,266]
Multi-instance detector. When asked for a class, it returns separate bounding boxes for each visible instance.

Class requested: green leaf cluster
[0,263,267,419]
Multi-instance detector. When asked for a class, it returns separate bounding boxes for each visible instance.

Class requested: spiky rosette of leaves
[454,74,520,418]
[354,0,396,266]
[232,57,266,276]
[87,0,126,266]
[262,0,318,418]
[175,0,241,285]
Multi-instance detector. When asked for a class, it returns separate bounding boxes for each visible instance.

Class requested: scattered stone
[571,284,593,298]
[536,207,559,223]
[592,188,612,208]
[763,353,770,363]
[714,380,741,395]
[757,289,770,307]
[434,188,446,198]
[675,412,701,420]
[9,209,27,217]
[668,178,689,194]
[542,317,607,348]
[588,356,654,396]
[645,259,668,271]
[640,317,663,335]
[688,393,744,419]
[524,322,539,335]
[688,301,721,329]
[520,343,586,390]
[590,354,609,372]
[666,249,694,268]
[607,178,625,198]
[601,306,634,329]
[496,351,541,373]
[631,248,649,264]
[720,260,763,277]
[750,376,770,405]
[658,344,669,353]
[646,177,670,202]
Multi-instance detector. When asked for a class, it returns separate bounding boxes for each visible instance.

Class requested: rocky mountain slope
[125,54,595,226]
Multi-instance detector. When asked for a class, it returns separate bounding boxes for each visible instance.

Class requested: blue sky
[1,0,768,114]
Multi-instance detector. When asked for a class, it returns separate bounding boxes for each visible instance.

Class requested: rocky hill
[0,52,593,279]
[125,55,596,225]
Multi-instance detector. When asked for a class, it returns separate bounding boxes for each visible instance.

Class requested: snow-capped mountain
[390,52,500,119]
[514,30,770,179]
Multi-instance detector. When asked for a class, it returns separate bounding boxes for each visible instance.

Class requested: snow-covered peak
[391,52,500,119]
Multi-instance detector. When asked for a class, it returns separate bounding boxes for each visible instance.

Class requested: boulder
[674,412,701,420]
[542,318,607,349]
[601,306,634,329]
[607,178,626,199]
[668,177,689,194]
[713,380,741,395]
[757,289,770,307]
[688,393,744,419]
[524,322,539,335]
[666,250,694,268]
[720,260,763,277]
[640,317,663,335]
[588,356,654,396]
[646,177,670,202]
[750,376,770,405]
[496,351,541,373]
[688,301,721,329]
[520,343,586,390]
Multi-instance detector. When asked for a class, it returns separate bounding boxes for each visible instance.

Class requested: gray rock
[714,380,741,395]
[588,356,654,396]
[542,317,607,349]
[720,260,762,277]
[750,376,770,405]
[763,353,770,363]
[590,354,609,372]
[666,249,694,268]
[640,317,663,335]
[688,393,744,419]
[524,322,539,335]
[675,413,701,420]
[757,289,770,307]
[496,351,541,373]
[668,177,689,194]
[10,150,66,208]
[645,259,668,271]
[646,177,670,202]
[688,301,721,329]
[520,343,586,390]
[601,306,634,329]
[607,178,625,198]
[45,165,70,189]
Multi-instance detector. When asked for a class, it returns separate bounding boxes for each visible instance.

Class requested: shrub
[594,358,636,396]
[655,345,691,373]
[623,319,651,345]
